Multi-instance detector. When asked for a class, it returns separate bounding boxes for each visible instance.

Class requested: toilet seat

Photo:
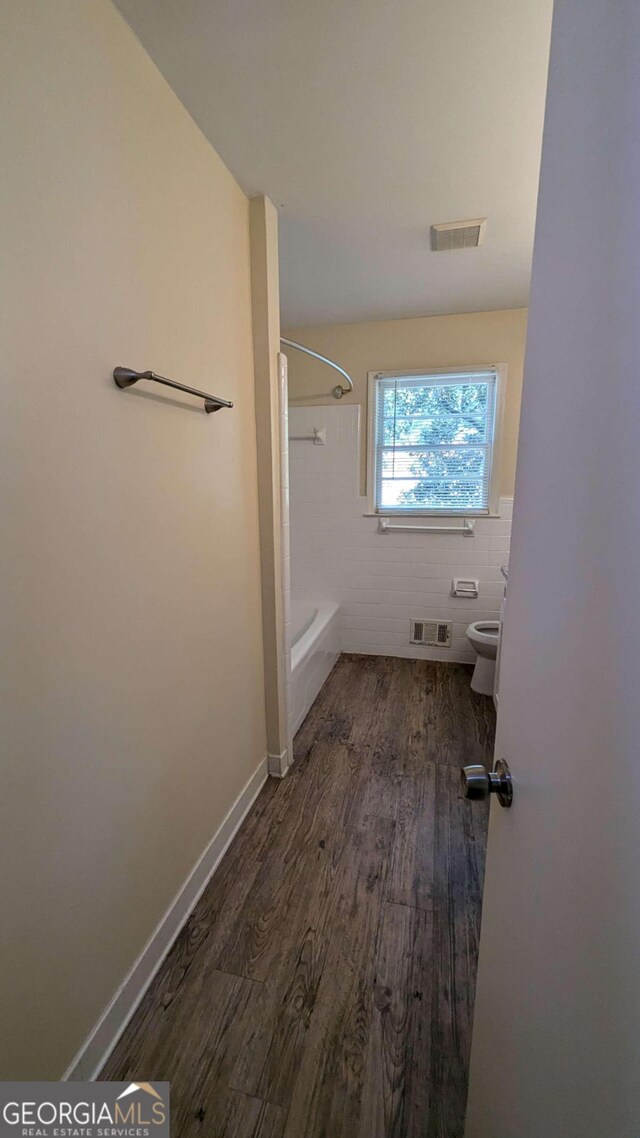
[467,621,499,648]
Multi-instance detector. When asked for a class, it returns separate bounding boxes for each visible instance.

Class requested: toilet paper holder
[452,578,479,598]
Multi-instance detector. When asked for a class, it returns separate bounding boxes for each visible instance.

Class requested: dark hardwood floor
[102,655,494,1137]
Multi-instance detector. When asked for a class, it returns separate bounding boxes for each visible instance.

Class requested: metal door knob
[461,759,513,808]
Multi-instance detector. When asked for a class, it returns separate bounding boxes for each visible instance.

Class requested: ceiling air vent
[410,619,452,647]
[430,218,487,252]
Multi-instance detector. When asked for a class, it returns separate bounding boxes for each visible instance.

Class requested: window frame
[366,364,506,517]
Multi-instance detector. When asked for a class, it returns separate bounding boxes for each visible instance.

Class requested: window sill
[362,511,502,519]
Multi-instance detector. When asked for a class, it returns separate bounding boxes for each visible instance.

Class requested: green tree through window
[373,371,497,512]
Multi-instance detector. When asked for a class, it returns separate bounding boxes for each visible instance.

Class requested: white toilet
[465,621,500,695]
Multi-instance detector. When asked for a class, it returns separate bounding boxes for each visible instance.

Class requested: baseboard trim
[342,646,476,665]
[268,747,290,778]
[62,755,269,1081]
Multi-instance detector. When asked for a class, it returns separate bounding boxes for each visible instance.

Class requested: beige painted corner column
[250,196,292,776]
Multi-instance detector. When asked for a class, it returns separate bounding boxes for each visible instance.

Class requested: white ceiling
[115,0,553,327]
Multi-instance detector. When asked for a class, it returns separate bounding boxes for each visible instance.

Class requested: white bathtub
[289,600,340,736]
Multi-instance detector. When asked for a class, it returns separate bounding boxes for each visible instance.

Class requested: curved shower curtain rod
[280,337,354,400]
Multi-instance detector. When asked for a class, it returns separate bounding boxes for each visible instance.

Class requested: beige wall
[285,308,528,497]
[250,198,290,771]
[1,0,266,1077]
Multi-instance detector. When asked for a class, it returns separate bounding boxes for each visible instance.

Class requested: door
[465,1,640,1135]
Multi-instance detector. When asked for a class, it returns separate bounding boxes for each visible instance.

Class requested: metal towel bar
[288,427,326,445]
[113,367,233,414]
[378,517,475,536]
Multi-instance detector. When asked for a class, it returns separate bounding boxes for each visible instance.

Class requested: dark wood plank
[357,901,434,1138]
[213,738,355,983]
[433,765,488,913]
[227,742,366,1106]
[102,964,264,1137]
[428,664,495,769]
[427,769,489,1137]
[386,766,437,910]
[179,1088,284,1138]
[100,654,494,1138]
[233,767,397,1110]
[281,816,395,1138]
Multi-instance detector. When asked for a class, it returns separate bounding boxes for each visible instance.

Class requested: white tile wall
[289,405,512,663]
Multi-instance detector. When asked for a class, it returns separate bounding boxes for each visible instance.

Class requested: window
[368,367,501,515]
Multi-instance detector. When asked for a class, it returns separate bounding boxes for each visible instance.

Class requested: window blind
[373,369,498,514]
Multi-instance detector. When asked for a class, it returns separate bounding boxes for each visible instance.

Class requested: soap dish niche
[452,578,479,598]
